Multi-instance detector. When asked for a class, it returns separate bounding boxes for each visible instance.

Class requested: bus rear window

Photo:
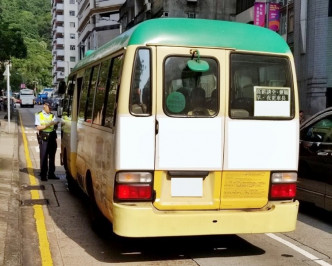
[164,56,218,117]
[230,53,294,119]
[129,48,151,116]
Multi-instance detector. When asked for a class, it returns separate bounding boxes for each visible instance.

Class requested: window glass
[86,65,100,122]
[301,115,332,143]
[63,78,74,117]
[164,56,218,117]
[130,49,151,115]
[230,53,293,119]
[105,55,123,127]
[93,60,110,125]
[78,68,92,121]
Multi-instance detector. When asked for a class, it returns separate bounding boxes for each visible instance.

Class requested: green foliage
[0,21,27,61]
[0,0,52,92]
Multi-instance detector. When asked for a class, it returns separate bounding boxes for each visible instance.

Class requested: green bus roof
[74,18,291,71]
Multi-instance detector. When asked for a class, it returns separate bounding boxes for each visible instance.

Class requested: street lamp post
[3,61,11,132]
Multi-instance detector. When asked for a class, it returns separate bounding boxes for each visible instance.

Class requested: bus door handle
[155,120,159,135]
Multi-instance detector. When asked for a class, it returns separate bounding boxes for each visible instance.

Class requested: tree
[0,21,27,61]
[0,20,27,92]
[0,0,52,91]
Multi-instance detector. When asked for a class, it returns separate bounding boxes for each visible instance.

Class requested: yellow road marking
[19,114,53,266]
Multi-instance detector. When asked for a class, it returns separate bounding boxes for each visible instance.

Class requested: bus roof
[74,18,291,71]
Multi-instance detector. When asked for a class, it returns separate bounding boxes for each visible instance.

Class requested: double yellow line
[19,114,53,266]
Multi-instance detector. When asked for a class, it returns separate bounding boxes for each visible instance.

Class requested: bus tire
[63,151,79,195]
[66,171,80,196]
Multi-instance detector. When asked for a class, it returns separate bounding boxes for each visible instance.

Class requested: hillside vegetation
[0,0,52,92]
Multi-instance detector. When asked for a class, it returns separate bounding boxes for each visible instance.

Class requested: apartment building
[119,0,236,31]
[51,0,78,87]
[77,0,125,60]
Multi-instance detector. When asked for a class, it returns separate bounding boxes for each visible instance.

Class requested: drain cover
[22,185,45,190]
[21,199,49,206]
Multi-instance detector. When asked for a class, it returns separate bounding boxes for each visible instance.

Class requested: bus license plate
[171,178,203,197]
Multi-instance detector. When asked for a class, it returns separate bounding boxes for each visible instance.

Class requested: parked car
[297,107,332,212]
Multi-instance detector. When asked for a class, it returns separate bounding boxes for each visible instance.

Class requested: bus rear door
[154,46,226,210]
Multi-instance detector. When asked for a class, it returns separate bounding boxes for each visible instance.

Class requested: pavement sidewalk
[0,108,21,265]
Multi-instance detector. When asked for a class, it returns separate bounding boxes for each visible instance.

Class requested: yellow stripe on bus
[19,113,53,266]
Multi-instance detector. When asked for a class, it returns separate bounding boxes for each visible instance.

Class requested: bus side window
[129,48,151,115]
[105,55,124,128]
[78,68,93,121]
[93,60,110,126]
[63,77,74,117]
[85,64,100,123]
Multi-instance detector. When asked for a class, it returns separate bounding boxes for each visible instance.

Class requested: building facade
[119,0,236,31]
[294,0,331,116]
[77,0,125,60]
[51,0,78,88]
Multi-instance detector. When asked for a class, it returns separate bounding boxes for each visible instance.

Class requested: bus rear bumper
[111,200,299,237]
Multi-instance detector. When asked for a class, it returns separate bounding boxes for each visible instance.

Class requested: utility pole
[3,61,11,132]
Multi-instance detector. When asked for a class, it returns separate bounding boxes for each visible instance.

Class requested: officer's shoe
[48,174,59,180]
[40,176,47,181]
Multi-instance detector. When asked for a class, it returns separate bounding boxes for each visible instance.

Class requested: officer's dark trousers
[39,132,57,178]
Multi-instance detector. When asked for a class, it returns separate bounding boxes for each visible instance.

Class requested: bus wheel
[63,152,80,195]
[66,171,80,196]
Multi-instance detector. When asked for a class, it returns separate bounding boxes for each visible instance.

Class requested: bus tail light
[270,172,297,200]
[114,172,153,201]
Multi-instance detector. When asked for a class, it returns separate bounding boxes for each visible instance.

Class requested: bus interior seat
[209,89,218,111]
[189,87,208,115]
[233,75,254,115]
[239,75,254,98]
[131,104,147,114]
[231,109,250,118]
[191,87,206,108]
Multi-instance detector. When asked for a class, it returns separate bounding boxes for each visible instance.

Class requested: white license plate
[171,178,203,197]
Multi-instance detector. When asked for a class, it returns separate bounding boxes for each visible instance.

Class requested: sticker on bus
[254,86,291,117]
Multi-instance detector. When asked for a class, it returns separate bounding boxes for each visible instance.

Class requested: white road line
[266,233,332,266]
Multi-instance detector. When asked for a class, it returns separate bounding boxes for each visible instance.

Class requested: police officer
[35,101,59,181]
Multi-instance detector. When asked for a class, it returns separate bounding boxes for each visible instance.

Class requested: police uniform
[35,109,58,181]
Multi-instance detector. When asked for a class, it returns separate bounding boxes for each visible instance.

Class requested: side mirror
[58,81,66,94]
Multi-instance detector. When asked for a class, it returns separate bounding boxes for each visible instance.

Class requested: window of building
[70,22,75,28]
[187,12,196,18]
[287,8,294,33]
[70,33,75,39]
[70,45,76,50]
[69,11,75,16]
[236,0,255,14]
[70,57,76,62]
[70,0,75,4]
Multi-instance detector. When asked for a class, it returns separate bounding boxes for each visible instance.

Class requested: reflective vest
[37,111,55,133]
